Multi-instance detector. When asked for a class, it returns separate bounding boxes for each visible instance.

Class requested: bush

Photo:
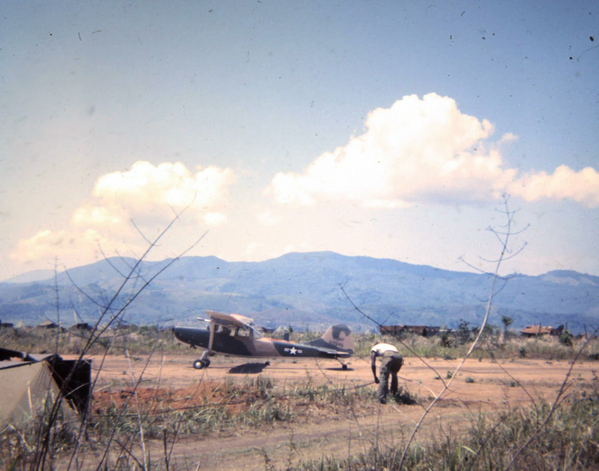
[519,346,527,358]
[457,319,472,344]
[560,330,574,347]
[299,393,599,470]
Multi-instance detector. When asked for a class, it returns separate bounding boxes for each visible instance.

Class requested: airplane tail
[307,324,354,354]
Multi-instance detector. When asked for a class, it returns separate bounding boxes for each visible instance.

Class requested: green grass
[350,332,594,362]
[0,373,382,470]
[0,325,191,356]
[2,325,598,470]
[298,392,599,470]
[1,325,594,361]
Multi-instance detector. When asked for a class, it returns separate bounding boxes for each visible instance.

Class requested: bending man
[371,342,404,404]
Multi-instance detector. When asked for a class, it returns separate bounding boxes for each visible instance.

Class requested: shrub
[298,393,599,470]
[560,330,574,347]
[519,346,527,358]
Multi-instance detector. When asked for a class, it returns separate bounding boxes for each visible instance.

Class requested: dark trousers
[378,353,403,403]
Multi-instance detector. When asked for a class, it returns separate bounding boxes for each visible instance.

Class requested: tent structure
[0,350,92,427]
[0,361,67,425]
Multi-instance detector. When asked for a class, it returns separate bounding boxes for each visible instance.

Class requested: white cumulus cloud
[11,161,235,264]
[511,165,599,207]
[204,212,228,226]
[94,161,234,215]
[258,210,279,226]
[10,229,106,263]
[265,93,598,208]
[72,205,125,228]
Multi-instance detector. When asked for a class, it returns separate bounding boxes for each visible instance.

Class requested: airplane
[173,311,354,370]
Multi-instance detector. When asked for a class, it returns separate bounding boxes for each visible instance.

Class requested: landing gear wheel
[193,358,211,369]
[342,364,348,371]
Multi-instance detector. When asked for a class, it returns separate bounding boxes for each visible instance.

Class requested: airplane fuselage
[174,327,350,359]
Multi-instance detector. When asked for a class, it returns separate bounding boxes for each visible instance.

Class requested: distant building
[37,319,58,329]
[0,320,14,329]
[380,325,441,337]
[73,322,92,331]
[521,324,564,338]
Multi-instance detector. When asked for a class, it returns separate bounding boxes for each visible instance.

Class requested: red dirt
[72,353,598,470]
[93,381,263,415]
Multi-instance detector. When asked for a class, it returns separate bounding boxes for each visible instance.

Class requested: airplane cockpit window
[216,325,234,336]
[251,327,263,339]
[236,326,252,338]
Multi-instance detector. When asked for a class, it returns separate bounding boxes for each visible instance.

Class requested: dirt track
[86,353,597,470]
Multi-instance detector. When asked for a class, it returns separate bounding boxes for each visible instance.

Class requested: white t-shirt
[371,343,398,356]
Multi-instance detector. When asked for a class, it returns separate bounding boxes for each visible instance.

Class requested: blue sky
[1,0,598,280]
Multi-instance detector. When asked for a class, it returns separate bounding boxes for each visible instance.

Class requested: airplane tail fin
[307,324,354,354]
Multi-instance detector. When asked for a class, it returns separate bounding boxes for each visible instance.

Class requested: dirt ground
[82,353,597,470]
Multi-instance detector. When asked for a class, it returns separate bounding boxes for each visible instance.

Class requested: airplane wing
[205,310,254,328]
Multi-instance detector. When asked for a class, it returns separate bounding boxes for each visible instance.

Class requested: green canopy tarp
[0,361,73,426]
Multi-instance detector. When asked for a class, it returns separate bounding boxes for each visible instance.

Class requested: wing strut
[198,318,216,367]
[208,318,216,353]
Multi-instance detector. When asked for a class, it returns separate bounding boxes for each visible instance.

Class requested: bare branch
[488,223,529,237]
[340,284,449,388]
[459,256,511,280]
[472,276,511,303]
[130,218,155,247]
[397,195,519,469]
[478,242,527,263]
[96,242,128,279]
[62,268,121,311]
[36,205,206,470]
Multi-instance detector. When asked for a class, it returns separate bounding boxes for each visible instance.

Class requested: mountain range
[1,252,597,332]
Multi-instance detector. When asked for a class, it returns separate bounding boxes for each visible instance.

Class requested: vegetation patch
[298,393,599,470]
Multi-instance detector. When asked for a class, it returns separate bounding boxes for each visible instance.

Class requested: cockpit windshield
[250,325,263,339]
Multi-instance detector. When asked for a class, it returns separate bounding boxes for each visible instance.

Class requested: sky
[1,0,598,281]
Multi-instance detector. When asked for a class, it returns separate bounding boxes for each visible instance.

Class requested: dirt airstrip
[84,353,597,470]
